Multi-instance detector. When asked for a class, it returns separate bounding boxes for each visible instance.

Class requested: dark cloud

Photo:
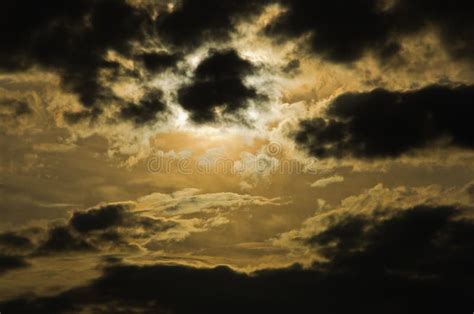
[140,51,180,73]
[63,107,103,124]
[467,183,474,201]
[0,232,33,250]
[34,227,95,255]
[307,205,474,276]
[18,203,179,256]
[156,0,269,49]
[393,0,474,62]
[119,90,167,125]
[378,41,402,61]
[0,1,273,126]
[70,204,127,234]
[266,0,393,63]
[0,99,31,117]
[295,84,474,158]
[0,0,151,115]
[281,59,300,75]
[0,255,29,275]
[178,49,263,123]
[79,208,176,240]
[266,0,474,63]
[3,204,473,313]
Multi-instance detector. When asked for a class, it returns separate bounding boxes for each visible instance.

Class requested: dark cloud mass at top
[295,85,474,158]
[178,49,262,123]
[0,0,473,126]
[156,0,269,49]
[1,204,473,313]
[0,202,178,258]
[0,0,271,125]
[0,0,150,114]
[266,0,474,63]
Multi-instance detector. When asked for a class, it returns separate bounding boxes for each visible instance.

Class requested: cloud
[0,232,33,252]
[177,49,264,123]
[265,0,393,63]
[304,205,472,265]
[139,51,180,73]
[239,181,254,191]
[136,188,281,216]
[61,201,191,249]
[310,175,344,188]
[0,97,33,135]
[1,189,281,258]
[1,184,473,312]
[0,0,151,121]
[265,0,474,64]
[34,226,95,255]
[32,143,77,153]
[2,202,474,314]
[69,204,129,234]
[119,89,168,125]
[155,0,269,49]
[281,59,300,75]
[274,182,474,252]
[295,84,474,159]
[233,152,280,185]
[0,255,29,275]
[23,205,170,256]
[0,98,30,117]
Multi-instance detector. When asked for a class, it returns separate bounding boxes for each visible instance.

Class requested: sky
[1,0,474,313]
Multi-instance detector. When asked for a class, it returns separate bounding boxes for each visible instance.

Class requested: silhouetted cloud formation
[156,0,268,49]
[295,85,474,158]
[70,204,126,234]
[0,0,150,119]
[119,90,167,125]
[34,227,95,255]
[1,0,473,128]
[0,232,33,250]
[306,205,474,276]
[2,204,473,313]
[140,52,180,73]
[31,203,175,254]
[266,0,474,63]
[0,99,31,117]
[178,49,263,122]
[0,255,29,275]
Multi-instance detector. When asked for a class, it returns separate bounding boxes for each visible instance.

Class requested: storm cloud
[295,84,474,158]
[266,0,474,63]
[69,204,127,234]
[34,226,95,255]
[2,2,474,312]
[178,49,263,123]
[0,0,152,118]
[0,232,33,251]
[119,90,167,125]
[0,255,29,275]
[140,51,180,73]
[1,204,473,313]
[156,0,269,49]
